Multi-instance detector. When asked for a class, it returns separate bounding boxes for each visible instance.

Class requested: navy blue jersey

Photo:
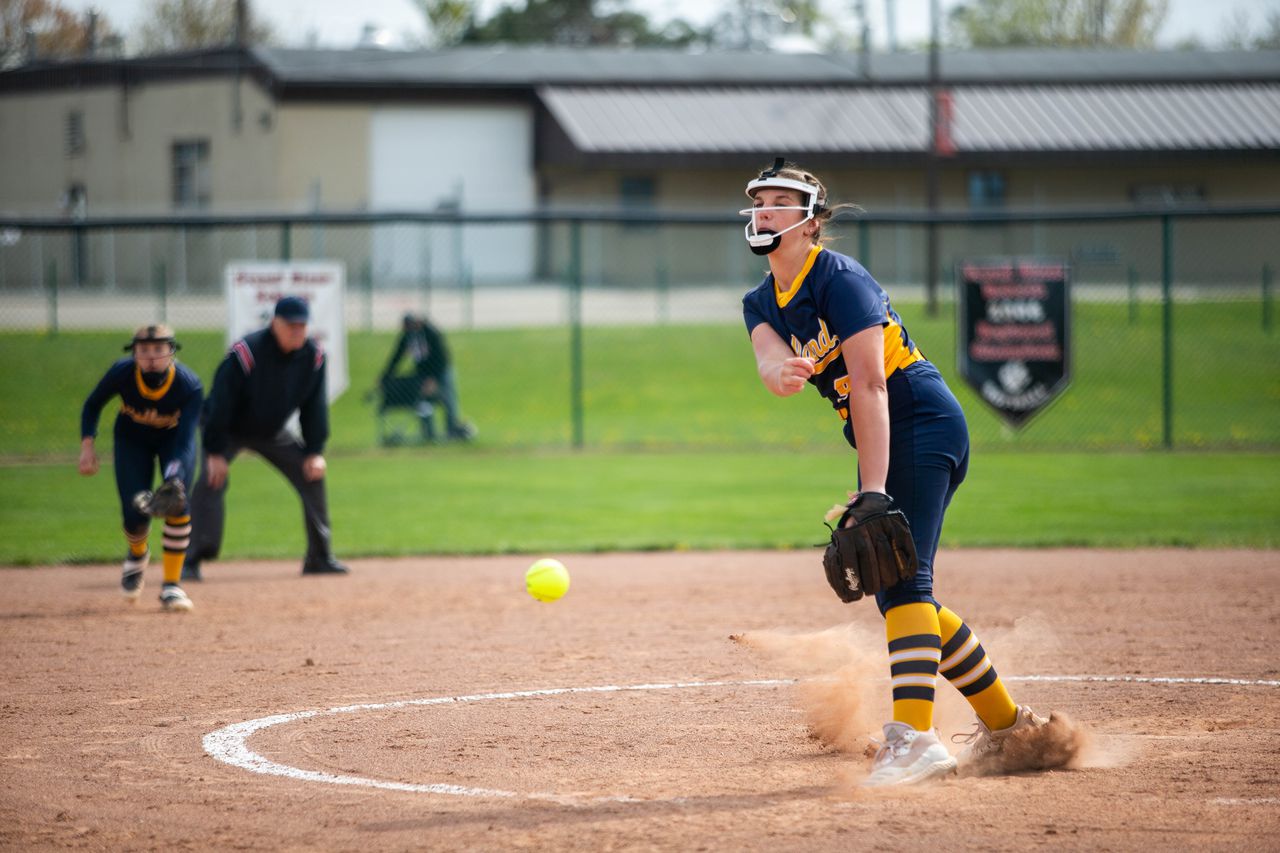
[81,359,204,454]
[742,245,924,422]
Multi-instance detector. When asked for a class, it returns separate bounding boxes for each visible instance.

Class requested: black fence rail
[1,205,1276,455]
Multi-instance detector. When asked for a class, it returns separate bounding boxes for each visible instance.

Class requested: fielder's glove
[822,492,919,603]
[132,477,187,518]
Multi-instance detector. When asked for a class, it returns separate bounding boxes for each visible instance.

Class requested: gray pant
[187,431,333,566]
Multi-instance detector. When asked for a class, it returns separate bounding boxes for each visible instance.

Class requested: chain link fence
[1,207,1276,459]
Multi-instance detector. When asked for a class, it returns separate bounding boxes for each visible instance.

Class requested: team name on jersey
[120,403,180,430]
[790,318,842,372]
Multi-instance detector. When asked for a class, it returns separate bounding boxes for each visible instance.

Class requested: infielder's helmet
[123,324,180,352]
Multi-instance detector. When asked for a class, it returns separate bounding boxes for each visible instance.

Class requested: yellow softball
[525,558,570,602]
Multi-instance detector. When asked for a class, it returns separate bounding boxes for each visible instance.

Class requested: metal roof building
[1,44,1277,287]
[7,46,1279,166]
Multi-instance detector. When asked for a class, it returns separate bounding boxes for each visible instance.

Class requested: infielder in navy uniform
[184,296,348,580]
[80,325,202,611]
[740,161,1075,785]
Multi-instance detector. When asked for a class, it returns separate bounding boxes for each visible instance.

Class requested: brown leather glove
[132,476,187,518]
[822,492,918,603]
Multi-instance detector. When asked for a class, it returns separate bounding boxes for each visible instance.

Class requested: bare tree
[1255,10,1280,49]
[1,0,115,68]
[1220,7,1280,50]
[136,0,274,54]
[948,0,1168,49]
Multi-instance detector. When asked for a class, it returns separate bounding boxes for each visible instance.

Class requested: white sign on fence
[223,262,349,402]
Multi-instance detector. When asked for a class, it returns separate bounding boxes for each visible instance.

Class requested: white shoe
[862,722,957,787]
[159,584,193,612]
[121,550,149,601]
[954,705,1049,775]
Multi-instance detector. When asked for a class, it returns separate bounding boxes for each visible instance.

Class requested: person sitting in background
[379,313,475,442]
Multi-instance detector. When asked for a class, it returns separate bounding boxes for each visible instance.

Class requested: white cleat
[159,583,193,612]
[862,722,957,787]
[121,550,149,602]
[954,705,1051,776]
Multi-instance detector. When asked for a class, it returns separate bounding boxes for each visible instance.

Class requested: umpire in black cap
[184,295,349,579]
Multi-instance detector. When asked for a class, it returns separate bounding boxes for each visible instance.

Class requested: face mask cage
[739,176,823,247]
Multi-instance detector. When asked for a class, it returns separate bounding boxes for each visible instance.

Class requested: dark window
[62,183,87,218]
[66,111,85,157]
[64,184,88,283]
[172,140,211,209]
[620,175,656,228]
[968,170,1005,209]
[1129,184,1205,208]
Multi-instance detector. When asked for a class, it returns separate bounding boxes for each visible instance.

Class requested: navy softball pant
[846,361,970,615]
[112,426,196,532]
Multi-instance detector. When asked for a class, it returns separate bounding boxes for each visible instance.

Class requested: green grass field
[4,300,1277,458]
[0,300,1276,563]
[1,448,1276,565]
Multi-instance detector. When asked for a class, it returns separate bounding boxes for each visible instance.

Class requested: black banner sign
[957,258,1071,428]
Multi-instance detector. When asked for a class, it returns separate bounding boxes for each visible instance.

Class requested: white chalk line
[203,679,791,805]
[1209,797,1280,806]
[1008,675,1280,687]
[203,674,1280,803]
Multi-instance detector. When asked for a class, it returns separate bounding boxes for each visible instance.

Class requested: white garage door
[370,105,535,283]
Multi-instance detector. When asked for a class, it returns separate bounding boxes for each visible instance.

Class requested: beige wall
[0,88,118,214]
[3,77,1276,292]
[0,77,280,216]
[274,105,371,210]
[539,161,1279,287]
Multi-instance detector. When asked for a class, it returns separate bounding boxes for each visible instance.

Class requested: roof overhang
[538,83,1280,159]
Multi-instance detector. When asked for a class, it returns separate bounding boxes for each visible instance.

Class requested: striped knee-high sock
[124,525,149,568]
[937,605,1018,731]
[885,602,942,732]
[162,513,191,585]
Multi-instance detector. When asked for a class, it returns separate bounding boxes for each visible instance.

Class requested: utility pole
[855,0,871,76]
[925,0,940,316]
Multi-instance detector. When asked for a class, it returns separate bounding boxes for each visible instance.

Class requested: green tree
[1,0,116,68]
[136,0,274,53]
[462,0,701,47]
[948,0,1168,49]
[703,0,830,50]
[410,0,475,48]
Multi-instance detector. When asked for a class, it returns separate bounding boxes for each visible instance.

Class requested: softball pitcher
[79,325,203,612]
[740,160,1074,785]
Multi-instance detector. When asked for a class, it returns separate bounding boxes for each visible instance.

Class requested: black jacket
[381,320,450,382]
[203,327,329,455]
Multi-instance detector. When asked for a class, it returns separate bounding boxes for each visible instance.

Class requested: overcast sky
[66,0,1280,51]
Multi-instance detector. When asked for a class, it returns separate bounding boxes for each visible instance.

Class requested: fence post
[569,220,584,450]
[1127,264,1138,324]
[1160,215,1174,450]
[420,225,432,315]
[656,258,669,325]
[461,262,474,331]
[362,259,373,333]
[154,261,167,324]
[1263,264,1273,334]
[45,259,58,336]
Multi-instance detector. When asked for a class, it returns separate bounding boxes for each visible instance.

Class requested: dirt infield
[2,549,1278,851]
